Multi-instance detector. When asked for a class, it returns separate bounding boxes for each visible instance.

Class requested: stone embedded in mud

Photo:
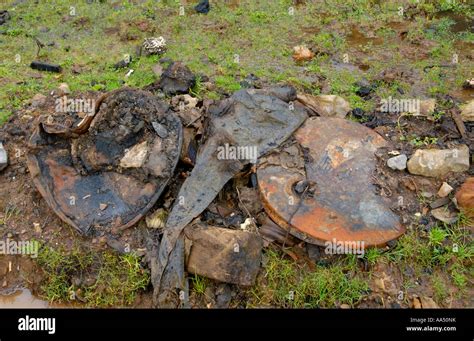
[463,79,474,89]
[431,206,458,225]
[460,100,474,122]
[158,62,196,96]
[184,225,262,286]
[296,94,351,118]
[30,93,47,108]
[57,83,70,95]
[407,145,470,178]
[455,177,474,218]
[419,99,436,116]
[437,182,453,198]
[387,154,407,171]
[0,142,8,172]
[292,45,314,62]
[120,141,149,168]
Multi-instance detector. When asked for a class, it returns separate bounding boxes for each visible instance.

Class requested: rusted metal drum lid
[257,117,405,247]
[27,88,182,235]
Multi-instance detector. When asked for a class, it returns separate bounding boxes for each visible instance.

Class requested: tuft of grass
[385,213,473,291]
[215,75,241,93]
[36,243,150,307]
[191,274,208,296]
[248,248,368,308]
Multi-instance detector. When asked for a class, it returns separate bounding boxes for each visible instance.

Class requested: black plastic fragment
[30,61,62,73]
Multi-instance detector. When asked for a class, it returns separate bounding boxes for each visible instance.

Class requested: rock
[58,83,70,95]
[172,94,199,110]
[340,304,351,309]
[106,239,128,254]
[0,142,7,172]
[420,296,439,309]
[152,63,163,77]
[194,0,210,14]
[437,182,453,198]
[297,94,351,118]
[120,141,149,168]
[142,37,166,56]
[387,154,407,171]
[412,297,422,309]
[152,122,168,138]
[306,243,322,262]
[455,177,474,218]
[99,203,108,211]
[374,278,385,291]
[292,45,314,62]
[430,197,450,209]
[158,62,196,96]
[146,208,168,229]
[31,93,47,108]
[215,284,232,308]
[407,145,470,178]
[463,79,474,89]
[431,207,458,224]
[185,225,262,286]
[33,222,42,234]
[460,100,474,122]
[419,99,436,116]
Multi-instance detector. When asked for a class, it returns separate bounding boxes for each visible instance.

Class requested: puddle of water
[0,289,49,308]
[346,27,384,47]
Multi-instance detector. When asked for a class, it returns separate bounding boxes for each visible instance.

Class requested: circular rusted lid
[27,88,182,235]
[257,117,405,247]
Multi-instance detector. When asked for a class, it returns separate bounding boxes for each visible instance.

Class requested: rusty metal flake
[27,88,182,235]
[257,117,405,247]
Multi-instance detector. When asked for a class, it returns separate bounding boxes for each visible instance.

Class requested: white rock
[120,141,148,168]
[407,145,470,178]
[297,94,351,118]
[387,154,407,170]
[58,83,70,95]
[0,142,8,172]
[437,182,453,198]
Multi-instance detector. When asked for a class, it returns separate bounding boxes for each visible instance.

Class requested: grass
[248,248,368,308]
[384,213,473,293]
[191,274,208,296]
[36,243,150,307]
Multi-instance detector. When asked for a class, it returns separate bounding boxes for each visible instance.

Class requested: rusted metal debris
[27,88,182,235]
[151,86,308,307]
[257,117,405,247]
